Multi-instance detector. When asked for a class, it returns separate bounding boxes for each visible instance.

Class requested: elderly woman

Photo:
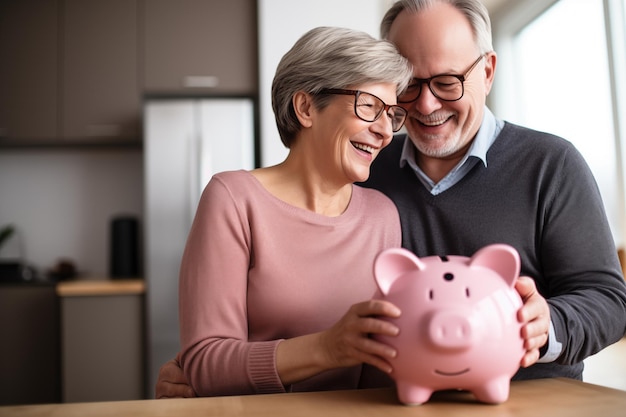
[176,26,412,397]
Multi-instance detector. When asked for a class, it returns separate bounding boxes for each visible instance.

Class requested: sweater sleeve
[178,175,286,396]
[540,143,626,365]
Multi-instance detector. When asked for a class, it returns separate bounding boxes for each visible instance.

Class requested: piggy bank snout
[427,310,475,351]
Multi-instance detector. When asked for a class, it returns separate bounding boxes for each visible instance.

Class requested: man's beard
[409,131,462,158]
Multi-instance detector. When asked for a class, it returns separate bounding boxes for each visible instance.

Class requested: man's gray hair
[381,0,493,54]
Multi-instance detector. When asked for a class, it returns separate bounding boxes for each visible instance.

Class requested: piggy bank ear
[469,244,521,287]
[373,248,425,295]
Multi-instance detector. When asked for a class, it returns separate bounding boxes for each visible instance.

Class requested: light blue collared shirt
[398,106,563,362]
[399,106,503,195]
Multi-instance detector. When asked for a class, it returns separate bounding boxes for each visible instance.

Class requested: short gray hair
[381,0,493,54]
[272,26,413,148]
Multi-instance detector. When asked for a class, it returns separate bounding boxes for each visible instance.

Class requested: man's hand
[155,357,195,399]
[515,276,551,367]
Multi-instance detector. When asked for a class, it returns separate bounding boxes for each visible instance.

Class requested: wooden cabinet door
[0,0,59,143]
[143,0,257,95]
[0,284,61,405]
[61,293,144,402]
[62,0,140,143]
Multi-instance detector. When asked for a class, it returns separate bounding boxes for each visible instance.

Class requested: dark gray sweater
[362,122,626,380]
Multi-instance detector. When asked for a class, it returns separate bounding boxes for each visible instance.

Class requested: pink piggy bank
[373,244,524,405]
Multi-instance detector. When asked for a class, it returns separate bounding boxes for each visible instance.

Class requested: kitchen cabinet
[0,0,60,142]
[143,0,258,95]
[59,279,145,402]
[61,0,140,144]
[1,0,256,146]
[0,283,61,405]
[0,0,140,145]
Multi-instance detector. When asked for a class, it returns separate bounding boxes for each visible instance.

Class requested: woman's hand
[155,357,195,399]
[318,299,401,374]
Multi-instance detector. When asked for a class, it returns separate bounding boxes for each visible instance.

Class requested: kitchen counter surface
[1,378,625,417]
[56,279,144,297]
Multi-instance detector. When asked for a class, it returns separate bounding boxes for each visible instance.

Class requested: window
[491,0,626,246]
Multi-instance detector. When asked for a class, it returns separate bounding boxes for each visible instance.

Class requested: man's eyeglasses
[398,55,485,103]
[318,89,408,132]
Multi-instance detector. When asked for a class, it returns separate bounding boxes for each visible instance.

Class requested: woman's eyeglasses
[318,88,408,132]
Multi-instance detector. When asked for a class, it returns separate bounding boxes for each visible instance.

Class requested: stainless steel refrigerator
[144,98,255,395]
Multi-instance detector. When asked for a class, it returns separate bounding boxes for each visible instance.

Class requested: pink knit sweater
[178,170,401,396]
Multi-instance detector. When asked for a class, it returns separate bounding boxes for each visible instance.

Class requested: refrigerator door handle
[187,130,201,225]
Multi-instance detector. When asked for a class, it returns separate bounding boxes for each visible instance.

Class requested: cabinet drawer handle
[184,76,219,88]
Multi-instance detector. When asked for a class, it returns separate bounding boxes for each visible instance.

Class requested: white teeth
[352,142,375,153]
[421,119,446,127]
[419,116,450,126]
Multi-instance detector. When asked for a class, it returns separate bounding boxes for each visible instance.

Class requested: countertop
[56,279,145,297]
[1,378,625,417]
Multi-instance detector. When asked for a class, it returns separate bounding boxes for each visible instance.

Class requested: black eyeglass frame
[318,88,408,132]
[398,54,486,103]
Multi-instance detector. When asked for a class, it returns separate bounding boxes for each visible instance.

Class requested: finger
[514,276,536,301]
[519,300,550,341]
[353,299,401,318]
[356,333,398,358]
[358,316,400,338]
[515,278,540,321]
[521,318,549,340]
[520,348,540,368]
[363,355,395,374]
[520,309,549,351]
[182,386,196,398]
[158,383,195,398]
[515,279,550,328]
[517,300,544,324]
[522,330,549,352]
[348,341,396,374]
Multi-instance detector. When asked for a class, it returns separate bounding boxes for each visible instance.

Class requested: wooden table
[1,378,625,417]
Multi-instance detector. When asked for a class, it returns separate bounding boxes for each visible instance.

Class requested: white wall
[0,149,143,278]
[258,0,394,167]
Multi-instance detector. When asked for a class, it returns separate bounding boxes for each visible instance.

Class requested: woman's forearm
[275,333,331,385]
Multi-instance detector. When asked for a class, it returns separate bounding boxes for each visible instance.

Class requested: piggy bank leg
[471,376,511,404]
[395,381,433,406]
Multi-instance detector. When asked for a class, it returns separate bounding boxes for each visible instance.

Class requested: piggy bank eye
[444,273,454,281]
[465,287,471,298]
[429,289,434,300]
